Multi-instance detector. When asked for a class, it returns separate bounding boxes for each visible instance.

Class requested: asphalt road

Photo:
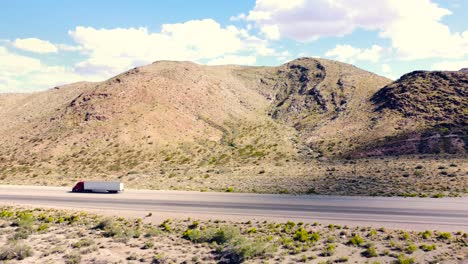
[0,185,467,231]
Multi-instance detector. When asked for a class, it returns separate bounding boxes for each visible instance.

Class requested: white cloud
[57,44,84,52]
[431,60,468,71]
[68,19,279,78]
[0,46,100,93]
[1,19,288,92]
[241,0,468,59]
[325,44,383,63]
[381,63,392,73]
[13,38,58,53]
[207,55,256,65]
[260,24,280,40]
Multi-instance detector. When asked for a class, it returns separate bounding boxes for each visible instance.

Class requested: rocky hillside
[354,70,467,156]
[0,58,466,181]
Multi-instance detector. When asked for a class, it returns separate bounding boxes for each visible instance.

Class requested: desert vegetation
[0,155,466,197]
[0,206,466,263]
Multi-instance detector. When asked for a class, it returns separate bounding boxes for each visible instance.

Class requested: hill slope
[0,58,466,195]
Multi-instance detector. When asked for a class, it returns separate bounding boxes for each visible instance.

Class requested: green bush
[72,238,94,248]
[348,235,364,247]
[396,253,415,264]
[95,218,114,230]
[293,228,309,242]
[224,237,274,262]
[213,226,241,244]
[420,244,436,251]
[0,241,33,260]
[13,227,31,240]
[419,230,431,239]
[144,227,162,237]
[438,232,451,240]
[142,240,154,249]
[321,243,336,256]
[363,246,378,257]
[405,243,417,254]
[64,250,81,264]
[37,223,48,233]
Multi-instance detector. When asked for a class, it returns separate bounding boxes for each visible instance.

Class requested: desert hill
[0,58,466,195]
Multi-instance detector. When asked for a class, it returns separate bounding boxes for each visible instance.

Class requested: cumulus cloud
[381,64,392,73]
[68,19,278,77]
[13,38,58,53]
[2,19,286,92]
[0,46,100,93]
[240,0,468,60]
[260,24,280,40]
[431,60,468,71]
[325,44,383,63]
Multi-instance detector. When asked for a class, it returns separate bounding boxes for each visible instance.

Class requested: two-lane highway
[0,185,467,231]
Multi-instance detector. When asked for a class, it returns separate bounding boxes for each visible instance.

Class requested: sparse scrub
[348,235,364,247]
[0,241,33,260]
[437,232,451,240]
[420,244,436,251]
[396,253,415,264]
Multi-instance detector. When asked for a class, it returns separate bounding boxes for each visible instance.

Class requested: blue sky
[1,0,467,92]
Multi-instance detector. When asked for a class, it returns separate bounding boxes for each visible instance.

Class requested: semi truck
[72,181,124,193]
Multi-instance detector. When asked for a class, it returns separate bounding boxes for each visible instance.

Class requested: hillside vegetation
[0,58,466,196]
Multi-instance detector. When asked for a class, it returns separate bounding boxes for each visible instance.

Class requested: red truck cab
[72,181,85,192]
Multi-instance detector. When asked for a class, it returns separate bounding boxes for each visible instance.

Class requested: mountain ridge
[0,58,466,192]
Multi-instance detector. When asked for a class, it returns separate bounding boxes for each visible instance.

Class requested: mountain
[0,58,466,186]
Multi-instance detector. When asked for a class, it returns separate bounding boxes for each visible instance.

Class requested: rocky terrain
[0,58,466,196]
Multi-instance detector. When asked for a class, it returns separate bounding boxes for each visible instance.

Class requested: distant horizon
[1,0,467,92]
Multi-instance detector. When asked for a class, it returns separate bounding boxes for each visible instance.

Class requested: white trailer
[72,181,124,193]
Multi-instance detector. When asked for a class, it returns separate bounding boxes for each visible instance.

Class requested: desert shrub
[64,250,81,264]
[335,256,349,262]
[183,228,216,243]
[142,240,154,249]
[432,193,445,198]
[321,243,336,256]
[438,232,451,240]
[282,221,296,233]
[348,235,364,247]
[0,241,33,260]
[144,227,162,237]
[36,223,48,233]
[293,228,309,242]
[420,244,436,251]
[214,226,241,244]
[405,243,417,254]
[247,227,257,234]
[12,212,34,228]
[396,253,415,264]
[224,237,274,262]
[363,246,378,257]
[159,219,172,232]
[72,238,94,248]
[188,220,199,229]
[400,232,410,240]
[0,210,14,218]
[420,230,431,239]
[95,218,114,230]
[102,223,122,238]
[13,228,31,240]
